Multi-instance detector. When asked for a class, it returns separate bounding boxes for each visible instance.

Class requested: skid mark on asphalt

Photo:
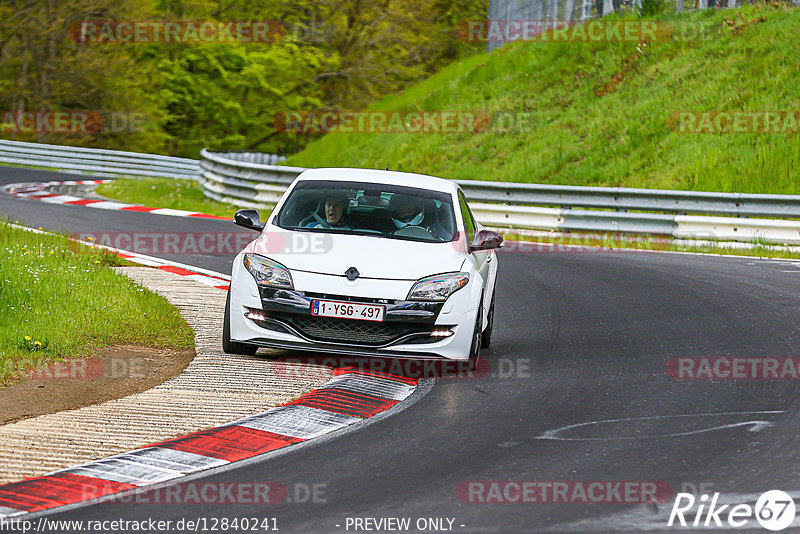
[537,411,785,441]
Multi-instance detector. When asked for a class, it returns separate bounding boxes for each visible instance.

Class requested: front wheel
[480,291,495,349]
[468,305,482,361]
[223,289,259,356]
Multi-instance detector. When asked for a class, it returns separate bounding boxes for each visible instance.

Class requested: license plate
[311,299,385,322]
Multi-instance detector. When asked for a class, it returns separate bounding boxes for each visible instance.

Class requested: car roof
[294,168,458,195]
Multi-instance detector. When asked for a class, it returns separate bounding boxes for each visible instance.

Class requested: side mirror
[469,229,504,252]
[234,209,264,232]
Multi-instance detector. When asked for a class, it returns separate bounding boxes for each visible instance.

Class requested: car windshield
[275,180,456,243]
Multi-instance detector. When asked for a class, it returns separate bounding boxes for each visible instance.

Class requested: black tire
[480,290,495,349]
[468,301,482,361]
[223,289,259,356]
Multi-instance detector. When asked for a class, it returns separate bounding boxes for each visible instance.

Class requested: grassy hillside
[287,5,800,194]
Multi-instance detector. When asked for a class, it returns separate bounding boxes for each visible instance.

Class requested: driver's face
[325,198,345,224]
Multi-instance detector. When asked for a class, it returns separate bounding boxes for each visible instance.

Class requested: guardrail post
[582,0,592,19]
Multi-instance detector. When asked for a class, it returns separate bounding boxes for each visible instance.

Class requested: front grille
[282,315,431,345]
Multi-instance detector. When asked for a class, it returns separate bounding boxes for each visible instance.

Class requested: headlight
[407,272,469,301]
[243,253,293,289]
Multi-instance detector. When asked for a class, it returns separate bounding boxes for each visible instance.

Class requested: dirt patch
[0,345,195,425]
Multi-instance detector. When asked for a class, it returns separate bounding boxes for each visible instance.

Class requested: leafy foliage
[0,0,486,156]
[0,0,164,152]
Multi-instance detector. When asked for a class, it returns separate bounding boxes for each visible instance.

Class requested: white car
[223,168,502,361]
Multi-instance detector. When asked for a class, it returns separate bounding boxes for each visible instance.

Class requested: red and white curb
[8,222,231,291]
[4,180,228,220]
[2,211,424,519]
[113,250,231,291]
[0,368,418,518]
[5,181,234,288]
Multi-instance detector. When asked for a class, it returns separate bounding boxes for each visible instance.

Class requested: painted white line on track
[38,194,84,203]
[65,459,185,485]
[235,405,362,440]
[319,375,417,401]
[81,200,131,210]
[149,208,198,217]
[121,447,230,471]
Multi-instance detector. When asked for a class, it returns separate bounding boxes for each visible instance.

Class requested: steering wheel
[394,225,434,239]
[299,209,331,229]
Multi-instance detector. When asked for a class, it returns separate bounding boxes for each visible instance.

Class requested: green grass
[0,162,64,172]
[0,221,194,385]
[97,177,244,218]
[286,4,800,194]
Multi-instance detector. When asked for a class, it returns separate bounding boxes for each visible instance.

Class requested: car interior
[278,184,456,242]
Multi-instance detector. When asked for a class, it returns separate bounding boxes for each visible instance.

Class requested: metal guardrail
[1,143,797,245]
[0,139,199,179]
[211,152,287,166]
[199,149,306,208]
[198,150,800,245]
[455,181,800,219]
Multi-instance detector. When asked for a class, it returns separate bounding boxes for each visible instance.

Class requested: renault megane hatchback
[223,168,502,360]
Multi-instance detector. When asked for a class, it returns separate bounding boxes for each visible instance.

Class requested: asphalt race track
[3,167,800,532]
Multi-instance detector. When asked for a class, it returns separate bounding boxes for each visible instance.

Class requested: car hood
[250,227,466,281]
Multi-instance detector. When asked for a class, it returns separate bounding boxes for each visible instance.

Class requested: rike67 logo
[668,490,796,531]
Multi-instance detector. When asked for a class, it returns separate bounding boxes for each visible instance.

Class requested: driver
[389,194,424,229]
[390,194,450,240]
[306,191,350,229]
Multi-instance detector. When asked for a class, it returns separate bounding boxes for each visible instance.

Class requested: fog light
[431,327,454,338]
[246,308,267,322]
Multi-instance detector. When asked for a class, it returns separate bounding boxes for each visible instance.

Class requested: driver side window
[458,191,476,245]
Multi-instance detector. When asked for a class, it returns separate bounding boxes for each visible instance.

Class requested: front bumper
[228,280,479,361]
[254,287,449,346]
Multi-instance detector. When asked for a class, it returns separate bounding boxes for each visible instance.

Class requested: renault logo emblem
[345,267,360,281]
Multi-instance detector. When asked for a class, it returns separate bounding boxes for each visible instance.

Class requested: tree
[0,0,164,150]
